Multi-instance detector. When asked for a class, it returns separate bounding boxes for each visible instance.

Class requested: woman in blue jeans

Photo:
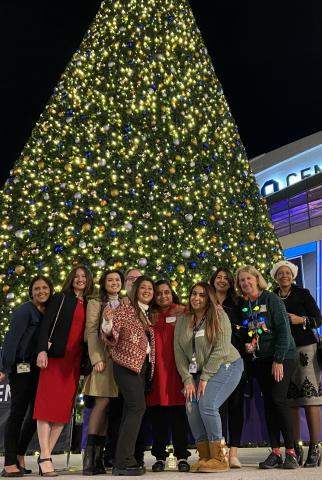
[174,282,243,473]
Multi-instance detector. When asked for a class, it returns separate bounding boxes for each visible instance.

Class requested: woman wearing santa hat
[271,260,322,468]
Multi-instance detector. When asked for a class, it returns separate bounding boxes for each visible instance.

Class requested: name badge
[195,330,204,338]
[17,362,31,374]
[259,305,267,313]
[166,316,176,323]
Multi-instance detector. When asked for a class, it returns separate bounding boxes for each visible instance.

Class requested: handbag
[48,294,65,350]
[80,343,93,376]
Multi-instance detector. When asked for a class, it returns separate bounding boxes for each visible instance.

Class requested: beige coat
[82,298,118,397]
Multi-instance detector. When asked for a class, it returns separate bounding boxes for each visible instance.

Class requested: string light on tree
[0,0,283,339]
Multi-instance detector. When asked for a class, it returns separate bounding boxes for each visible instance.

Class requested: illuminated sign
[254,145,322,196]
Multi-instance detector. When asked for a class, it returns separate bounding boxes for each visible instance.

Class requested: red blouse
[146,304,188,407]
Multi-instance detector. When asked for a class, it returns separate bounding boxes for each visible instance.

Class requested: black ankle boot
[93,445,106,474]
[294,443,304,466]
[83,446,96,475]
[304,443,321,468]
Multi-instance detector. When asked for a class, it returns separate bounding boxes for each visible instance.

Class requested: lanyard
[192,315,206,355]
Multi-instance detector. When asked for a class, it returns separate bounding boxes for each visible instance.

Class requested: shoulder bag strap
[48,294,65,346]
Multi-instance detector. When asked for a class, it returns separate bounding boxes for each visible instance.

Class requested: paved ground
[2,448,322,479]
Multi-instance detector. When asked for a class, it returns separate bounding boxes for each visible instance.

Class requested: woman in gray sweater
[174,282,243,473]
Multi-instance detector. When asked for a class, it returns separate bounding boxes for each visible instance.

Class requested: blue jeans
[186,358,244,442]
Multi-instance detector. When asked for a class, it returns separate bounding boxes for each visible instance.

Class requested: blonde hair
[235,265,268,294]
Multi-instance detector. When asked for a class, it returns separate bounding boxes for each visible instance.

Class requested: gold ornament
[114,261,123,269]
[98,225,106,233]
[2,285,10,293]
[171,280,178,288]
[21,250,28,257]
[38,161,45,170]
[111,189,119,197]
[15,265,25,274]
[64,164,73,172]
[177,264,185,273]
[169,167,176,174]
[248,232,256,241]
[100,200,108,206]
[82,223,92,232]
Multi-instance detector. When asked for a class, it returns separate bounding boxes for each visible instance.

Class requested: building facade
[251,131,322,308]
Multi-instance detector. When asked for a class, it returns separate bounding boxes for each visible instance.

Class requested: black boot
[304,443,321,468]
[83,446,96,475]
[93,436,106,474]
[294,443,304,466]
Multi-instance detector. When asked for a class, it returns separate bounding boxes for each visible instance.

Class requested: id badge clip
[189,354,198,374]
[17,362,31,374]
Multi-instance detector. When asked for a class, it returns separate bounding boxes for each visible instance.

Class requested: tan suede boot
[190,441,210,473]
[199,440,229,473]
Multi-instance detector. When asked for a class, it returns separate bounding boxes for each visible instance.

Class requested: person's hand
[272,362,283,382]
[288,313,306,325]
[94,361,105,373]
[120,296,131,306]
[197,379,207,400]
[184,383,196,402]
[37,351,48,369]
[216,304,223,314]
[0,372,6,382]
[245,343,254,354]
[102,305,113,321]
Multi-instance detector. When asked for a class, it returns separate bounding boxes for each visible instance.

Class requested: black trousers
[113,363,146,469]
[219,376,246,447]
[4,365,39,466]
[254,358,295,449]
[149,405,190,460]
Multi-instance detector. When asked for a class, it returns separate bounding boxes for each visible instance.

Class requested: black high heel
[37,459,58,477]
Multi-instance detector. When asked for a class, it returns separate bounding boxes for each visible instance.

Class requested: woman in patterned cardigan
[101,275,155,477]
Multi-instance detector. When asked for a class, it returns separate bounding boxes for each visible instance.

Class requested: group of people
[0,259,321,476]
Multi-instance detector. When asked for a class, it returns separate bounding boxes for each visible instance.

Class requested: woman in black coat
[271,260,322,468]
[1,276,53,477]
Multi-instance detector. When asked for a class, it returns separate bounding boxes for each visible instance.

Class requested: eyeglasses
[126,276,140,282]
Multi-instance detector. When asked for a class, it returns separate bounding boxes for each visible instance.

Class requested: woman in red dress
[34,265,94,476]
[146,280,190,473]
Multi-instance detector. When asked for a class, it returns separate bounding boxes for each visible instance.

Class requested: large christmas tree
[0,0,283,339]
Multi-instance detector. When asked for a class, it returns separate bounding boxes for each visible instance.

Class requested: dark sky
[1,0,322,187]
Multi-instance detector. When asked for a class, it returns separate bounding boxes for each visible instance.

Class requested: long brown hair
[61,264,94,297]
[130,275,155,331]
[188,282,222,344]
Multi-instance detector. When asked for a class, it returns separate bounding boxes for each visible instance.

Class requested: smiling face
[156,283,173,309]
[137,280,154,305]
[238,271,259,298]
[31,279,51,307]
[275,266,293,289]
[72,268,87,294]
[213,271,230,294]
[190,285,208,314]
[105,272,122,295]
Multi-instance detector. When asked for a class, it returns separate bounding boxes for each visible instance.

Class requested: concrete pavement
[4,447,322,479]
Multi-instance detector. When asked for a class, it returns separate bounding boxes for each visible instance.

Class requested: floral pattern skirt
[288,343,322,406]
